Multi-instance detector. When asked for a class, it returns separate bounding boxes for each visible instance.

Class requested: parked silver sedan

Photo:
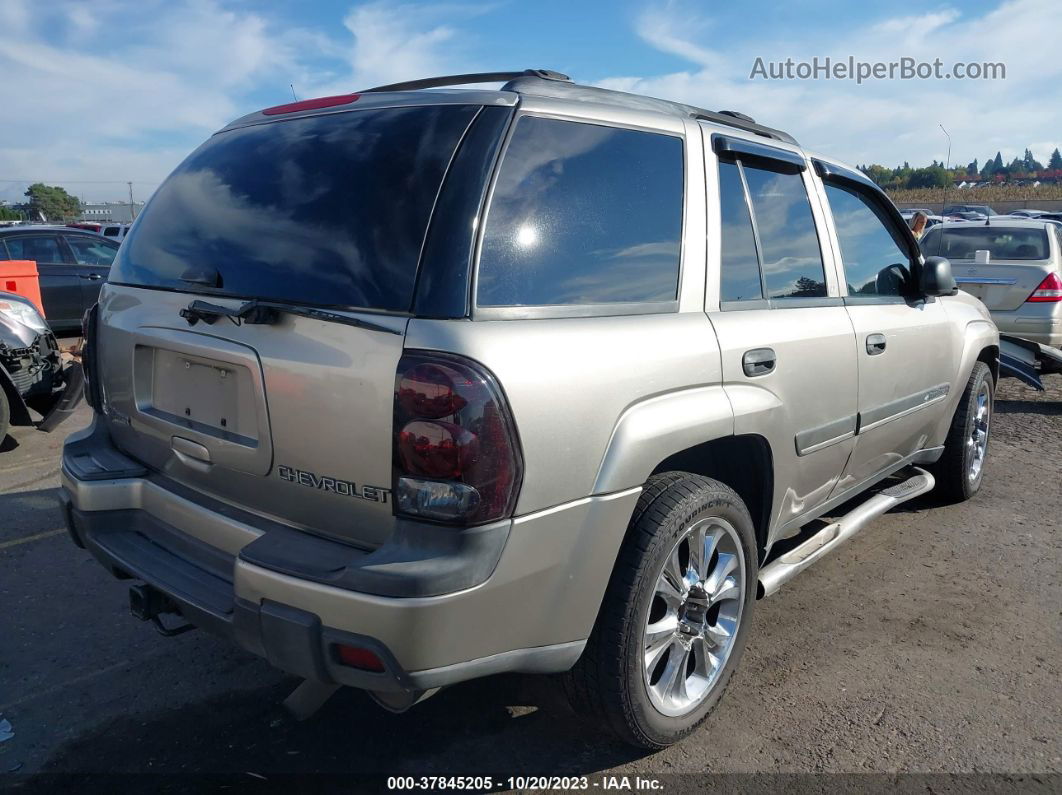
[921,219,1062,346]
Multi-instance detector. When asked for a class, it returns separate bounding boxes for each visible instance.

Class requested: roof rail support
[360,69,570,93]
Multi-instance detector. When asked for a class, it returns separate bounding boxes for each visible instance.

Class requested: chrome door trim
[794,414,858,456]
[857,383,951,434]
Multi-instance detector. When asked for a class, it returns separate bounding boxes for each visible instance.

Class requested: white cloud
[0,1,472,203]
[604,0,1062,169]
[2,0,1058,207]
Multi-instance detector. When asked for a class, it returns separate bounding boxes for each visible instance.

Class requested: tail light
[1026,272,1062,302]
[393,352,522,525]
[81,303,101,411]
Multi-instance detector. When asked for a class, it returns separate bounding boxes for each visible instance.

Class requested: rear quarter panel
[404,312,727,514]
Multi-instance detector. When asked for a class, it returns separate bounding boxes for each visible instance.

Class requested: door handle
[866,334,887,355]
[79,273,102,280]
[742,347,776,377]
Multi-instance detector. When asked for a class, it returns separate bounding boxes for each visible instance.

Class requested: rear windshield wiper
[179,299,402,335]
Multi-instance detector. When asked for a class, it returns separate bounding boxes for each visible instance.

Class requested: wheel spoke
[708,575,740,606]
[704,552,739,597]
[705,616,734,649]
[687,523,707,580]
[663,546,685,594]
[644,632,676,674]
[645,614,678,650]
[692,635,720,678]
[659,644,690,704]
[656,573,684,607]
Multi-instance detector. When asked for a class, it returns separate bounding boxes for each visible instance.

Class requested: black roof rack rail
[718,109,756,123]
[360,69,571,93]
[357,68,797,146]
[690,112,797,145]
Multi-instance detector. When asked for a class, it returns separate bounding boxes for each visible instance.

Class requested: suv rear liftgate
[64,95,530,707]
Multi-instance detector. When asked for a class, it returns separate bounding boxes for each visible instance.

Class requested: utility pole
[128,181,136,221]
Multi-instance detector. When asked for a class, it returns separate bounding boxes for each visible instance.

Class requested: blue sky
[1,0,1059,203]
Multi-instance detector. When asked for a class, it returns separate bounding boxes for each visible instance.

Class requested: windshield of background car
[109,104,480,311]
[919,226,1050,260]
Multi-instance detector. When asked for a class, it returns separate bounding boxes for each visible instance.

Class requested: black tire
[0,387,10,446]
[564,473,758,749]
[933,361,993,503]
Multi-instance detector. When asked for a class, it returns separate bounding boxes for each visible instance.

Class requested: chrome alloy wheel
[967,381,991,482]
[642,517,746,717]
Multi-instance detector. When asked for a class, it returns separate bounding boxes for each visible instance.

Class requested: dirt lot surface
[0,376,1059,790]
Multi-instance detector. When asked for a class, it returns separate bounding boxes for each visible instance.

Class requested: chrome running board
[758,467,935,598]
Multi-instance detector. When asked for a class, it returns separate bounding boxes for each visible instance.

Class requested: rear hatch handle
[179,299,402,335]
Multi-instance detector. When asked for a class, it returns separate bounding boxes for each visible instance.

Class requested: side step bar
[758,467,935,598]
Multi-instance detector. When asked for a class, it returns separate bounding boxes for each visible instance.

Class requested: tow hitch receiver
[128,584,195,637]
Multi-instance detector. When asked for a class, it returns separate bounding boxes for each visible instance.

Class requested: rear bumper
[61,419,640,693]
[991,309,1062,348]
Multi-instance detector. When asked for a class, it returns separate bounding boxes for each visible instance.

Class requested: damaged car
[0,291,84,443]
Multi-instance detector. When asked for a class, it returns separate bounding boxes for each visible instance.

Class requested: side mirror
[920,256,957,297]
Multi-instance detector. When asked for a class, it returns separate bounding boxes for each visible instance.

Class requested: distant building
[79,201,145,223]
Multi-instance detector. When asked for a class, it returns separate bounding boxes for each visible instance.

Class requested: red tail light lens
[1026,272,1062,302]
[398,420,479,479]
[261,93,360,116]
[397,363,469,418]
[334,643,385,673]
[393,352,522,525]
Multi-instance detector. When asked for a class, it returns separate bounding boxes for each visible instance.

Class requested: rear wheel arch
[648,434,774,561]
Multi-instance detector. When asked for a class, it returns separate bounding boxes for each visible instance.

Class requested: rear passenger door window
[64,235,119,267]
[741,164,827,299]
[718,161,763,301]
[717,155,828,304]
[476,116,684,309]
[823,183,912,298]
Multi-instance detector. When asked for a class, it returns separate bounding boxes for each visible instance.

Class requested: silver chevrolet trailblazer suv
[61,70,999,749]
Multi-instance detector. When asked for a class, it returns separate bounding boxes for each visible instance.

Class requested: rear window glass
[476,116,683,307]
[920,226,1049,260]
[110,105,479,311]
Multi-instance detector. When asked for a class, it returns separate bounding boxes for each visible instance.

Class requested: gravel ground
[0,375,1059,791]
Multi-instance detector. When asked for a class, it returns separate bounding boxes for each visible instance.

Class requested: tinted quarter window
[741,164,826,299]
[110,105,479,311]
[824,183,911,297]
[65,235,119,266]
[718,161,762,301]
[477,116,683,307]
[4,235,63,263]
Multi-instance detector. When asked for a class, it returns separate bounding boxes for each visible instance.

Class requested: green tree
[981,156,996,178]
[0,206,20,221]
[861,164,892,186]
[908,166,949,189]
[1049,148,1062,170]
[1022,148,1043,172]
[23,183,80,222]
[966,158,978,175]
[992,151,1004,171]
